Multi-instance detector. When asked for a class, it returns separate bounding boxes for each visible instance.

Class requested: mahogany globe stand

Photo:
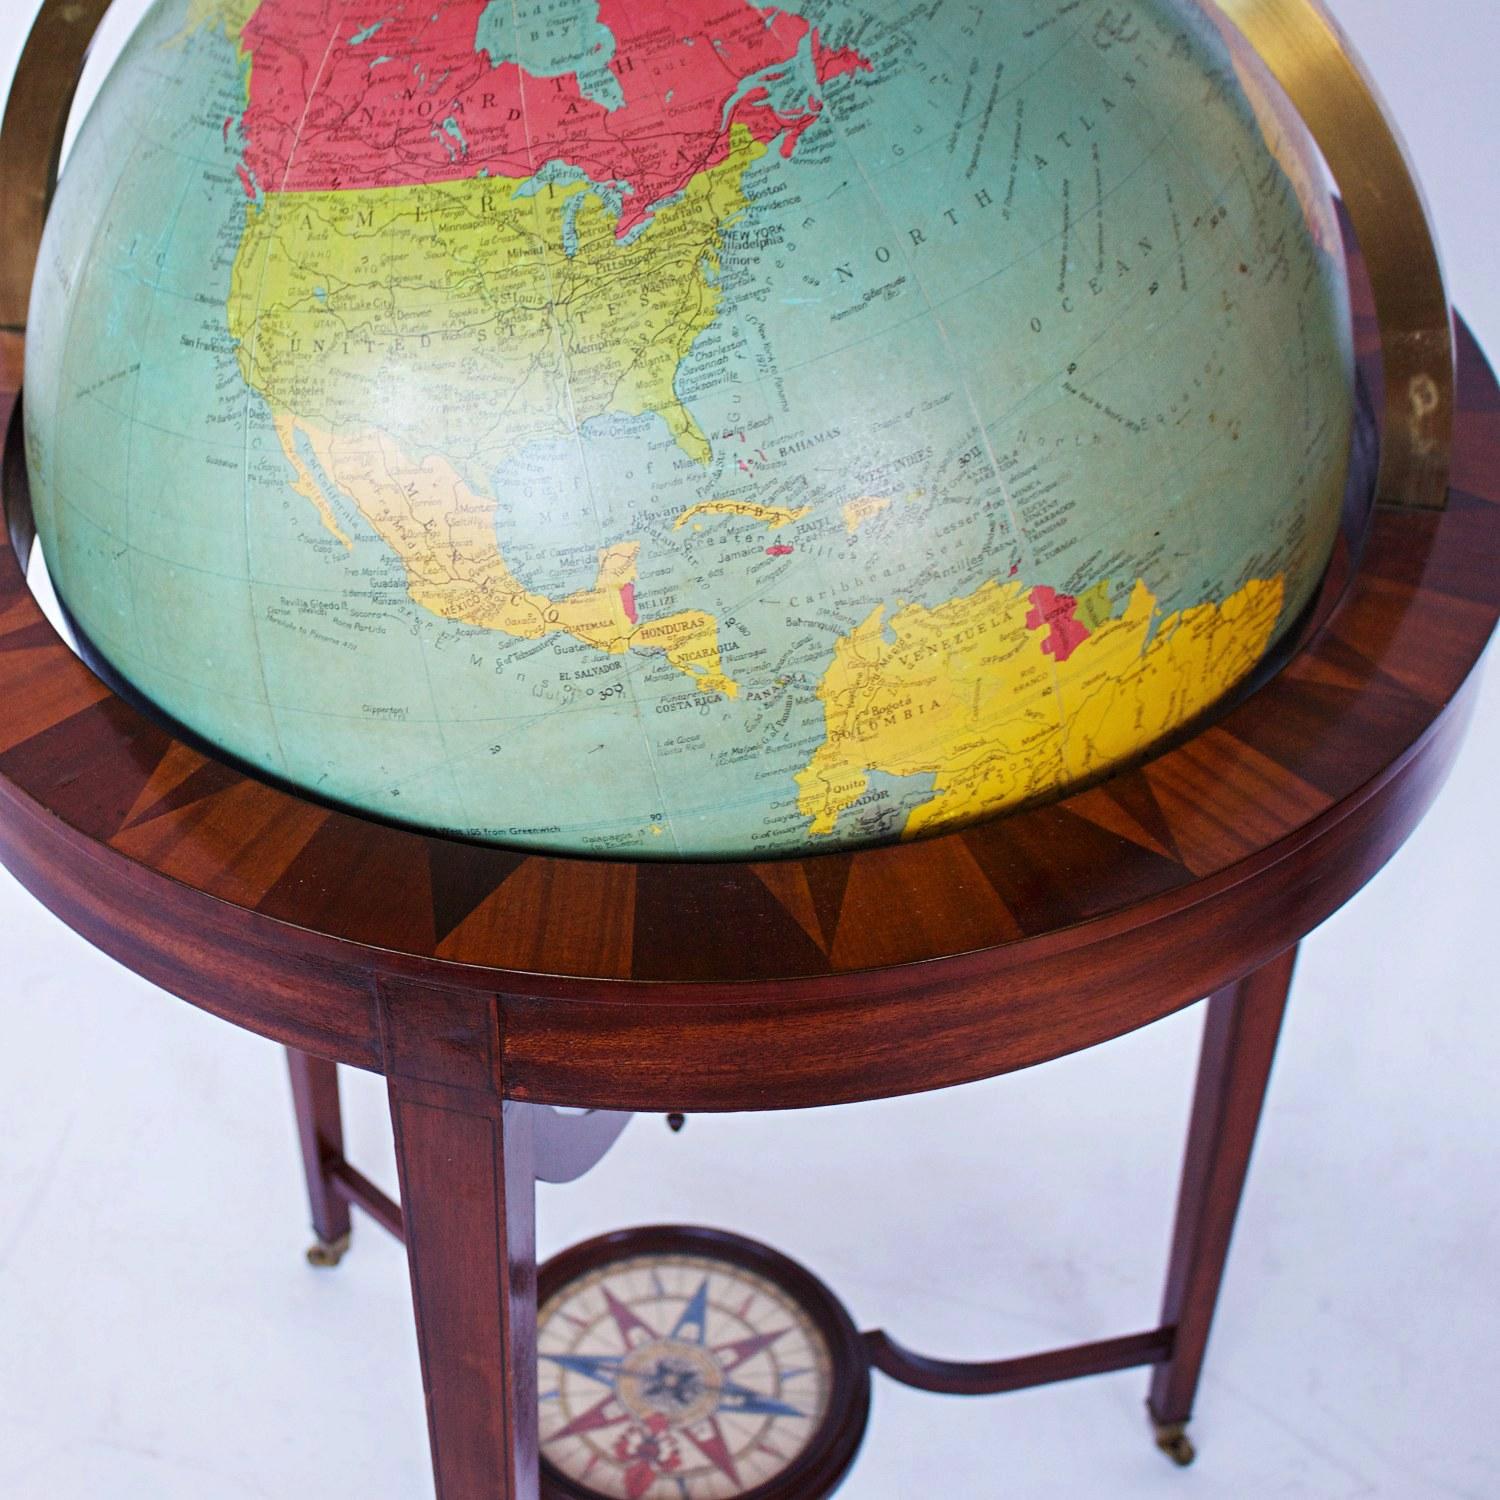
[0,3,1495,1489]
[0,245,1497,1495]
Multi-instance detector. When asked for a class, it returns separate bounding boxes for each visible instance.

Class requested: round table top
[0,252,1496,1110]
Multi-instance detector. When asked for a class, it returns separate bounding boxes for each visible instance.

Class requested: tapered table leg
[1148,946,1298,1462]
[382,981,540,1500]
[287,1048,353,1267]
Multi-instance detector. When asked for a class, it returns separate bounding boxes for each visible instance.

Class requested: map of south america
[797,576,1284,840]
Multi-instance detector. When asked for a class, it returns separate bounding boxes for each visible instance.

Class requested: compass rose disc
[538,1227,870,1500]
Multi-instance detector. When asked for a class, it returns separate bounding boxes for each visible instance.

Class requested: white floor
[2,3,1498,1497]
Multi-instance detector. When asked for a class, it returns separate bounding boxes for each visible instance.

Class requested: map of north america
[24,0,1355,855]
[225,0,869,701]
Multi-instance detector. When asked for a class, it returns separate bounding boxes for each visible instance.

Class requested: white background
[0,3,1496,1496]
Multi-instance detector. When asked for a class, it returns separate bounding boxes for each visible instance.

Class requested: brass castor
[1154,1422,1197,1467]
[306,1233,352,1269]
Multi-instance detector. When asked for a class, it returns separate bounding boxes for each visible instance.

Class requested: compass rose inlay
[538,1231,864,1499]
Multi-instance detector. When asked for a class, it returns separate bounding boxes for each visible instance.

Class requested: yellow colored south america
[798,575,1284,838]
[228,128,764,694]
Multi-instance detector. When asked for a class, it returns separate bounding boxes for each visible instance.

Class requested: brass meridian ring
[0,0,114,334]
[0,0,1456,507]
[1206,0,1454,510]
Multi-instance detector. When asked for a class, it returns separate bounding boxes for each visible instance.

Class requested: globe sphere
[23,0,1353,857]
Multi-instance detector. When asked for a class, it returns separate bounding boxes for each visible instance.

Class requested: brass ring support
[0,0,1456,508]
[0,0,114,333]
[1207,0,1453,509]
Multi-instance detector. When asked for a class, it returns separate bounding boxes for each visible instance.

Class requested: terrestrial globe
[23,0,1354,858]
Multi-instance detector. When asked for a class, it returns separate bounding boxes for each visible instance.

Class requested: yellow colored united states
[797,575,1284,838]
[230,127,762,476]
[227,128,763,694]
